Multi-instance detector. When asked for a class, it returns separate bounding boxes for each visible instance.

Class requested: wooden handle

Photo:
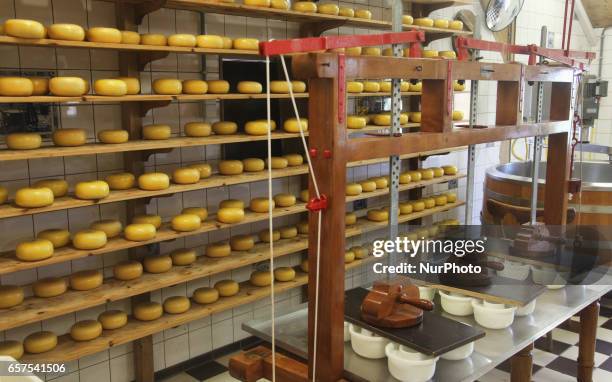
[398,296,434,311]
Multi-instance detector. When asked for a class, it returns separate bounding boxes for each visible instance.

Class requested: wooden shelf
[347,123,420,134]
[0,176,463,274]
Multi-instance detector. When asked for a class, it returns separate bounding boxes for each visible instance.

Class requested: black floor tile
[601,318,612,331]
[496,358,512,373]
[186,361,228,381]
[532,364,543,374]
[599,306,612,318]
[546,356,578,378]
[595,339,612,355]
[534,337,573,355]
[598,357,612,372]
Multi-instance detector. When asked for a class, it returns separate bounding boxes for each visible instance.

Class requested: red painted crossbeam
[259,31,424,56]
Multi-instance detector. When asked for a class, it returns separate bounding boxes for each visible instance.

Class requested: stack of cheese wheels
[105,172,135,190]
[359,179,377,192]
[143,124,171,140]
[267,156,288,169]
[0,285,24,308]
[153,78,182,95]
[245,120,274,136]
[217,207,244,224]
[133,301,163,321]
[138,172,170,190]
[410,200,425,212]
[237,81,262,94]
[339,6,354,17]
[208,80,230,94]
[124,223,157,241]
[75,180,110,200]
[273,193,296,207]
[143,254,172,273]
[120,31,140,44]
[4,19,46,39]
[184,122,211,137]
[347,115,366,129]
[283,153,303,166]
[5,132,42,149]
[168,34,196,47]
[419,168,434,180]
[219,159,244,175]
[87,27,121,43]
[367,208,389,222]
[171,213,201,232]
[196,34,223,48]
[113,260,143,281]
[70,320,103,341]
[250,197,274,213]
[37,228,70,248]
[170,248,197,265]
[98,310,128,330]
[430,167,444,178]
[116,77,140,94]
[274,266,296,281]
[233,38,259,50]
[193,287,219,304]
[243,157,265,172]
[98,129,129,144]
[434,194,448,206]
[414,17,434,27]
[212,121,237,135]
[0,77,34,96]
[163,296,191,314]
[292,1,317,12]
[283,118,308,133]
[355,9,372,19]
[422,197,435,209]
[141,34,167,46]
[173,167,200,184]
[206,242,231,258]
[53,128,87,146]
[24,331,57,354]
[214,279,239,297]
[32,277,67,298]
[70,269,103,290]
[434,19,450,29]
[230,234,254,251]
[94,79,127,96]
[49,77,88,96]
[450,20,464,30]
[250,270,272,287]
[271,0,289,9]
[15,186,53,209]
[16,239,54,261]
[347,81,364,93]
[188,163,212,178]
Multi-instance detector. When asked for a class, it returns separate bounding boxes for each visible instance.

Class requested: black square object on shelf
[185,361,228,381]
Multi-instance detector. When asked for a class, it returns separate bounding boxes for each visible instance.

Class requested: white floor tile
[477,368,510,382]
[596,327,612,343]
[552,328,580,345]
[593,368,612,382]
[560,346,609,367]
[532,348,558,366]
[532,367,576,382]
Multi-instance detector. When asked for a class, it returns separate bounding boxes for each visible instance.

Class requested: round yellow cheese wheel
[219,160,244,175]
[362,81,380,92]
[206,242,231,258]
[0,340,24,359]
[170,248,197,265]
[346,183,362,196]
[283,153,303,166]
[440,50,457,59]
[419,168,434,180]
[407,170,421,182]
[299,189,309,203]
[362,47,381,56]
[399,172,411,184]
[318,3,339,15]
[32,277,66,298]
[237,81,262,94]
[410,200,425,212]
[24,332,57,354]
[250,197,274,213]
[367,209,389,222]
[182,207,208,220]
[271,0,289,9]
[15,187,54,208]
[409,81,422,92]
[196,34,223,48]
[382,47,393,56]
[434,19,450,29]
[300,259,309,272]
[371,176,388,189]
[400,81,411,92]
[37,229,70,248]
[245,120,274,136]
[422,197,435,209]
[133,301,163,321]
[222,36,232,49]
[188,163,212,178]
[345,250,355,263]
[212,121,237,135]
[423,50,439,58]
[339,7,354,17]
[163,296,191,314]
[171,213,201,232]
[347,81,364,93]
[259,229,280,242]
[219,199,244,209]
[372,114,392,126]
[124,223,156,241]
[453,110,464,121]
[168,34,196,47]
[409,112,421,123]
[297,220,309,234]
[132,214,162,228]
[120,31,140,44]
[274,267,295,282]
[379,80,392,90]
[6,132,41,149]
[442,192,457,204]
[230,234,254,251]
[430,167,444,178]
[346,46,362,56]
[90,219,122,238]
[16,239,54,261]
[359,180,377,192]
[250,270,272,287]
[143,255,172,273]
[0,285,23,308]
[98,129,129,144]
[274,193,296,207]
[0,186,6,205]
[87,27,121,43]
[53,128,87,147]
[105,172,135,190]
[345,212,357,226]
[283,118,308,133]
[355,9,372,19]
[414,17,434,27]
[193,287,219,304]
[94,79,127,96]
[70,320,102,341]
[70,269,103,290]
[113,260,143,281]
[28,76,47,95]
[291,81,306,92]
[292,1,317,12]
[270,81,291,93]
[173,168,200,184]
[49,77,87,96]
[434,195,448,206]
[138,172,170,190]
[75,180,110,200]
[214,279,239,297]
[454,81,466,91]
[152,78,181,95]
[98,310,128,330]
[245,0,270,6]
[243,157,265,172]
[267,157,288,170]
[279,226,297,239]
[115,77,140,94]
[5,19,45,39]
[182,79,208,94]
[208,80,230,94]
[449,20,464,30]
[351,246,369,259]
[141,33,167,46]
[403,15,414,25]
[33,179,67,198]
[217,207,244,223]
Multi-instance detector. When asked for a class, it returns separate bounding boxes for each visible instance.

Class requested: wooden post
[578,300,600,381]
[496,81,521,125]
[510,343,534,382]
[307,59,347,381]
[421,79,451,133]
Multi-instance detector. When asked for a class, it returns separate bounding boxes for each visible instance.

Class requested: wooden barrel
[483,161,612,225]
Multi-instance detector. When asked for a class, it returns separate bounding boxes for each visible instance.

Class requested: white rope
[279,55,323,382]
[265,55,276,382]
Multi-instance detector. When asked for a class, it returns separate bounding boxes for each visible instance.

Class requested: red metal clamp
[306,195,328,212]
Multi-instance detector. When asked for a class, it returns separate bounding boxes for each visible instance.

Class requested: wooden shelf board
[348,123,420,134]
[348,92,421,97]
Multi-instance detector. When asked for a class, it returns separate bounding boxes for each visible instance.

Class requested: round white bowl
[386,342,438,382]
[483,300,506,310]
[440,341,474,361]
[472,300,516,329]
[418,286,436,301]
[439,290,474,316]
[497,261,530,280]
[344,321,350,342]
[349,324,389,359]
[398,345,427,360]
[515,299,536,316]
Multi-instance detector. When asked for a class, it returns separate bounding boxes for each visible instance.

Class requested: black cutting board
[344,288,485,356]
